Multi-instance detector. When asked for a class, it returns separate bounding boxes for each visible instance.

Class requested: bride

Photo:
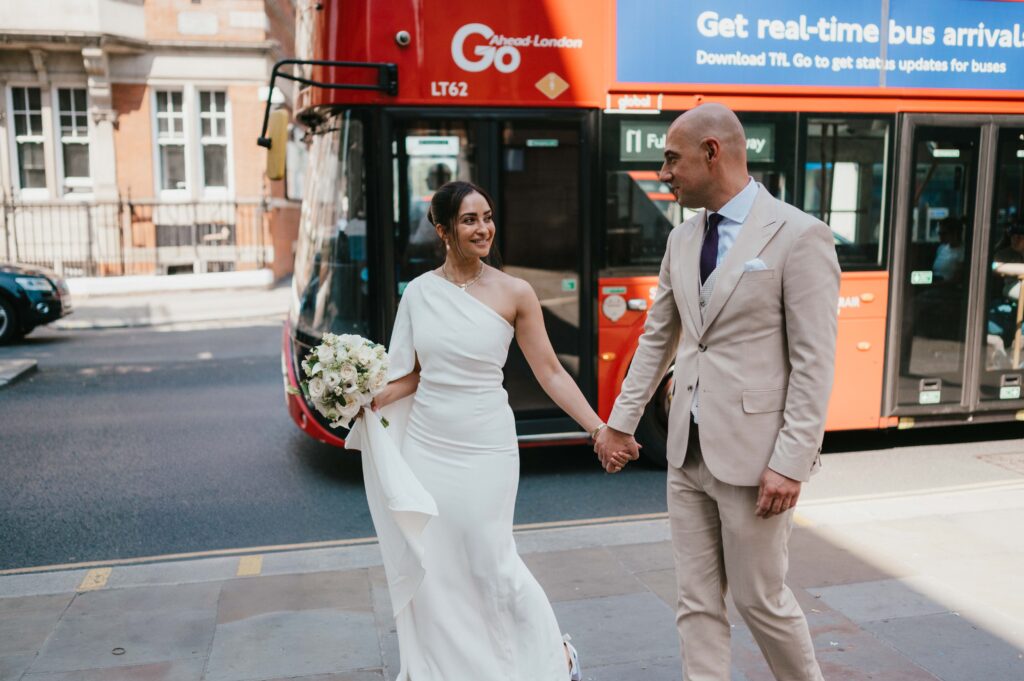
[352,180,633,681]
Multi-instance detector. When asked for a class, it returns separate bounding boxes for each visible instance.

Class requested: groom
[596,103,839,680]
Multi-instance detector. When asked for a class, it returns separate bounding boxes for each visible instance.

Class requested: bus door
[389,114,593,429]
[887,115,1024,418]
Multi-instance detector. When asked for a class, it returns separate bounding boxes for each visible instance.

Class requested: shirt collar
[714,177,758,225]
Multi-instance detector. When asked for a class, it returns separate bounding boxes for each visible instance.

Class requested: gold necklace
[442,260,485,289]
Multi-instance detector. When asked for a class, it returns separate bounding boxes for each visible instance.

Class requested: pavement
[1,441,1023,681]
[55,270,290,332]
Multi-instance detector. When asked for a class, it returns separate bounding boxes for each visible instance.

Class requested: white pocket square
[743,258,768,272]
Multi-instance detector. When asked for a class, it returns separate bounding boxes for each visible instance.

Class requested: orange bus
[270,0,1024,465]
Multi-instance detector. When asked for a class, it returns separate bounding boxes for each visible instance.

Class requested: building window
[155,90,187,192]
[11,87,46,190]
[198,91,229,190]
[57,88,91,194]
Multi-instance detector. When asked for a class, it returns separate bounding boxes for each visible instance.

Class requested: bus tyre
[635,374,672,468]
[0,296,20,345]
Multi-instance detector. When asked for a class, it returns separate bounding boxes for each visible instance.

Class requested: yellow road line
[514,512,669,532]
[0,512,672,576]
[0,536,380,576]
[77,567,111,591]
[236,555,263,577]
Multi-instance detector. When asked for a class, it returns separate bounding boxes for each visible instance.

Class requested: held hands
[593,426,641,473]
[755,468,802,518]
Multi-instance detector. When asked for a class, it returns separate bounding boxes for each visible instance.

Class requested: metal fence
[0,198,271,277]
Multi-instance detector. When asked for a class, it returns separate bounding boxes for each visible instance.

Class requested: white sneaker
[563,633,582,681]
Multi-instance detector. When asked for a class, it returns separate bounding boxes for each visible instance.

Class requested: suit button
[698,344,707,352]
[686,385,693,392]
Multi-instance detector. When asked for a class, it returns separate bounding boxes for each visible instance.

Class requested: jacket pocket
[739,269,776,282]
[742,388,787,414]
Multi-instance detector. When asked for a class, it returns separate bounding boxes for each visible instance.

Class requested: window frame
[598,111,799,276]
[151,88,190,199]
[6,85,50,200]
[52,85,93,200]
[796,113,897,272]
[196,89,233,197]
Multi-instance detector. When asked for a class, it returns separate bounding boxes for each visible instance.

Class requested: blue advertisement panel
[617,0,1024,91]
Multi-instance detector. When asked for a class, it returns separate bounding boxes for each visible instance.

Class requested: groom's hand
[756,468,802,518]
[594,426,640,472]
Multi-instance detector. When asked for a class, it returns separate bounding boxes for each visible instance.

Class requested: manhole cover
[976,453,1024,476]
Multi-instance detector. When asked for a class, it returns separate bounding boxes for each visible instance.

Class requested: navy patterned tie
[700,212,724,285]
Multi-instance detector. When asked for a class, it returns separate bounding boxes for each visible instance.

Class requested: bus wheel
[635,371,672,468]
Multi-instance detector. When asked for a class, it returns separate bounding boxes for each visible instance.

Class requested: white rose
[355,344,375,366]
[318,344,335,364]
[323,370,341,391]
[308,377,326,400]
[338,363,358,384]
[369,371,388,394]
[338,399,361,419]
[342,379,359,394]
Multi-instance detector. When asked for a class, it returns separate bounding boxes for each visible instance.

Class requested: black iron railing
[0,199,271,277]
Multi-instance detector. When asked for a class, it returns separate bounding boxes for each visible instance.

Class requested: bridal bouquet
[290,333,390,429]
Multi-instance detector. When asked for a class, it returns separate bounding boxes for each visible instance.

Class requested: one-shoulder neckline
[426,272,515,331]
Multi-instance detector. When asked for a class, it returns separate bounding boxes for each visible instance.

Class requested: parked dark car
[0,263,73,344]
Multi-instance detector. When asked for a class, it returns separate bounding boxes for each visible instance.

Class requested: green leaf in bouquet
[285,386,302,396]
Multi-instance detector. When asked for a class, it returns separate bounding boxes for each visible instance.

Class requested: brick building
[0,0,300,279]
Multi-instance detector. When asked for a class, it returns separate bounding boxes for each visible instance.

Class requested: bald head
[671,103,747,164]
[660,103,750,211]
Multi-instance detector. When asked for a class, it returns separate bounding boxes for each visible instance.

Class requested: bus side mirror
[265,109,289,181]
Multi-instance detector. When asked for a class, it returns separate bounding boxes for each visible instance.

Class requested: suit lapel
[678,215,703,332]
[699,187,782,335]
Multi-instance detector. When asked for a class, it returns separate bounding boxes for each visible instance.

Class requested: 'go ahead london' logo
[451,23,584,73]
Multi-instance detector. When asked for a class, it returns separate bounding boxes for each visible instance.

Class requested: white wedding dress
[346,272,569,681]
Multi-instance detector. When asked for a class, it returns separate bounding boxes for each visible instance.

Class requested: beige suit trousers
[668,424,824,681]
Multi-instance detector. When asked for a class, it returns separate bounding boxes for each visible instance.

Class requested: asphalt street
[2,321,1023,572]
[0,322,668,571]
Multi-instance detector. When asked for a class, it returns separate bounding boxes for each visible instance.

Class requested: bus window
[291,111,369,341]
[605,170,677,272]
[803,117,891,270]
[981,128,1024,383]
[394,123,477,291]
[603,114,794,275]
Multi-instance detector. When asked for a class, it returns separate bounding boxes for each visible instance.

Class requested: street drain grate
[976,453,1024,476]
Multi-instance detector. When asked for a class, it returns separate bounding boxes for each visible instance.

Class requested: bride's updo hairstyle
[429,180,502,268]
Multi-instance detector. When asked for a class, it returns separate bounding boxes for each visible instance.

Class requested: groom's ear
[701,138,720,164]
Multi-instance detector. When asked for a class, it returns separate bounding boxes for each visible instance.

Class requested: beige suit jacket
[608,185,841,485]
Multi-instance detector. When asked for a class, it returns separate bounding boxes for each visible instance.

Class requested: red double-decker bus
[274,0,1024,464]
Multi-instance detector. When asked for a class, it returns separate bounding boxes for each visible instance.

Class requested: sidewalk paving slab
[2,519,1020,681]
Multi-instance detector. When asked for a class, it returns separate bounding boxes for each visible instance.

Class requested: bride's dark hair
[428,180,502,268]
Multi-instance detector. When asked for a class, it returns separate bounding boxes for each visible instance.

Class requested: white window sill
[157,190,192,202]
[16,188,52,201]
